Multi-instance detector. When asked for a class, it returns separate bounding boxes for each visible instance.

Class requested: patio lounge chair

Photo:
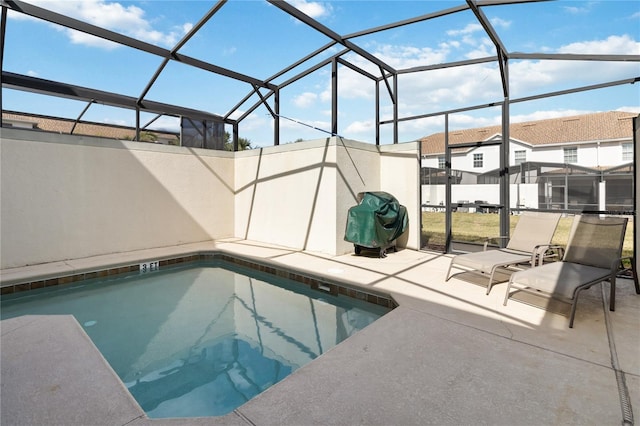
[445,212,562,295]
[503,215,639,328]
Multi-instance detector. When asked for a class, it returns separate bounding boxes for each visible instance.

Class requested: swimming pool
[1,260,391,418]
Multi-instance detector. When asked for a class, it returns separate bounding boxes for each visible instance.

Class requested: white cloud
[102,118,128,126]
[223,47,238,56]
[510,35,640,96]
[490,17,511,29]
[290,0,333,19]
[146,116,180,133]
[446,23,483,37]
[15,0,192,49]
[344,120,374,134]
[293,92,318,108]
[563,5,592,15]
[27,70,39,77]
[616,106,640,114]
[559,34,640,55]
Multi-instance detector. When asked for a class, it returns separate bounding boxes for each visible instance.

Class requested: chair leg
[503,279,513,306]
[632,256,640,294]
[609,275,616,312]
[445,261,454,282]
[487,267,496,295]
[568,299,577,328]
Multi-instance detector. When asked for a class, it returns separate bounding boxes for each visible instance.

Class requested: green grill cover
[344,191,408,248]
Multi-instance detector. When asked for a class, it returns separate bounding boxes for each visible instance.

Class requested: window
[438,156,445,169]
[473,153,483,168]
[564,147,577,164]
[514,150,526,165]
[622,143,633,162]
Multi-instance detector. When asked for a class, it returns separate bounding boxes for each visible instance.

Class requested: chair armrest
[483,236,508,251]
[532,244,565,266]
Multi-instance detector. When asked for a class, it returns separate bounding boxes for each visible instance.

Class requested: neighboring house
[420,111,636,172]
[419,111,637,212]
[2,111,179,145]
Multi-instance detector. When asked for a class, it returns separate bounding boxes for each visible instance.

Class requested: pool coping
[0,247,397,310]
[2,241,638,425]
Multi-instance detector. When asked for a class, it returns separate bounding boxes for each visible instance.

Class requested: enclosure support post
[445,113,452,253]
[375,80,380,145]
[331,58,338,136]
[393,74,398,144]
[135,108,140,142]
[233,122,239,152]
[274,88,280,146]
[499,102,510,245]
[0,7,6,126]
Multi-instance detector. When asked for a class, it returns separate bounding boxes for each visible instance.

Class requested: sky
[2,0,640,147]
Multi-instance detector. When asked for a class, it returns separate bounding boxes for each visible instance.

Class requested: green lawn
[421,212,635,260]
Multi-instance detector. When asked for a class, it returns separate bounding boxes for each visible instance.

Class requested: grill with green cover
[344,191,408,258]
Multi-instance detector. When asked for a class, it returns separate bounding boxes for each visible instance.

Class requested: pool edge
[0,249,398,310]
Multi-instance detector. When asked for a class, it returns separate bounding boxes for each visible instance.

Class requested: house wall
[234,138,340,253]
[421,183,538,209]
[422,138,632,171]
[235,137,421,255]
[0,129,235,269]
[379,142,421,251]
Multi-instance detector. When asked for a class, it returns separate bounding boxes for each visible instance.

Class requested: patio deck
[2,239,638,425]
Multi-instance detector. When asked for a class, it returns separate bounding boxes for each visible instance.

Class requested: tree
[223,131,252,151]
[124,131,158,143]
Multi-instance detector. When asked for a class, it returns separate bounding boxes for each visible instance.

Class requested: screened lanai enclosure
[1,0,638,258]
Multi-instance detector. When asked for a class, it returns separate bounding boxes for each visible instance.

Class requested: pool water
[1,261,390,418]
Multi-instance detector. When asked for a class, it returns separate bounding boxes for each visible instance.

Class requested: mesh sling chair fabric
[445,212,562,295]
[503,215,637,328]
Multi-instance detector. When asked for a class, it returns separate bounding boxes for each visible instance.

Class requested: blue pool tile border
[0,252,398,310]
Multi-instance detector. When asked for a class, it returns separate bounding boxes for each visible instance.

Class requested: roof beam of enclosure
[70,99,94,135]
[378,66,396,103]
[510,52,640,62]
[398,56,498,74]
[138,0,227,105]
[2,71,231,124]
[227,43,344,121]
[510,76,640,104]
[252,84,276,118]
[267,0,396,74]
[380,99,504,125]
[264,41,340,85]
[336,57,378,81]
[466,0,509,97]
[343,4,468,39]
[382,76,639,126]
[1,0,274,90]
[343,0,550,40]
[235,56,335,123]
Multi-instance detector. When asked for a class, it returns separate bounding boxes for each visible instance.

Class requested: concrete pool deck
[1,239,639,425]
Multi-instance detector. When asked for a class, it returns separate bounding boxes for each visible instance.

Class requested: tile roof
[420,111,637,155]
[2,111,177,141]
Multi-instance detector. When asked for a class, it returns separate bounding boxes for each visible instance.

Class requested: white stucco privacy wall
[234,138,339,252]
[378,142,421,251]
[1,131,421,268]
[0,129,235,269]
[235,137,420,255]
